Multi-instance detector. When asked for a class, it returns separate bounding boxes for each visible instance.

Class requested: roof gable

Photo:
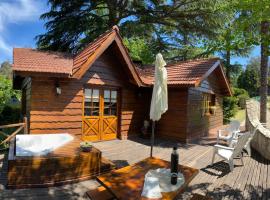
[72,26,143,86]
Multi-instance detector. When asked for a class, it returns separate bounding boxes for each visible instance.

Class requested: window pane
[85,89,92,98]
[104,102,110,115]
[84,109,91,116]
[104,90,110,99]
[85,97,91,103]
[92,97,99,103]
[92,89,99,99]
[111,91,117,99]
[92,108,99,116]
[111,107,117,116]
[85,102,91,107]
[111,98,117,103]
[104,98,110,103]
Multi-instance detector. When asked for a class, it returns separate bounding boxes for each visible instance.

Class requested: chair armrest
[218,129,227,136]
[214,144,234,150]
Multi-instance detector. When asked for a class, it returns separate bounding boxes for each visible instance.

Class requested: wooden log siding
[186,73,223,142]
[29,48,149,139]
[21,78,31,129]
[120,88,150,138]
[156,88,188,142]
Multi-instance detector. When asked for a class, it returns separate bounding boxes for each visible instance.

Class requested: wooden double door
[82,88,118,141]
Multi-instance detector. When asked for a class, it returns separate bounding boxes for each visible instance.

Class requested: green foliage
[223,87,249,123]
[0,105,21,126]
[237,64,260,97]
[123,37,155,64]
[223,96,238,123]
[36,0,229,61]
[0,61,12,79]
[228,63,243,87]
[0,75,21,113]
[233,87,250,109]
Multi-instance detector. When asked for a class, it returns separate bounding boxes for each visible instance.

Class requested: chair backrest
[227,120,240,133]
[232,133,251,158]
[251,124,259,136]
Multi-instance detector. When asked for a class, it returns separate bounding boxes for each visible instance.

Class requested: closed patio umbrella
[150,53,168,157]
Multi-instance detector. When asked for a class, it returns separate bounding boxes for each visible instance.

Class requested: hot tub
[7,134,108,189]
[15,133,74,156]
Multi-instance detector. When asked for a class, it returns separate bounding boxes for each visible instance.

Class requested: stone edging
[246,99,270,160]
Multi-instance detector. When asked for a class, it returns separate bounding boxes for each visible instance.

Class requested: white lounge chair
[212,133,251,171]
[231,124,259,156]
[217,120,240,147]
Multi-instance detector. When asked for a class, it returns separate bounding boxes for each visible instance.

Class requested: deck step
[86,186,115,200]
[100,157,116,174]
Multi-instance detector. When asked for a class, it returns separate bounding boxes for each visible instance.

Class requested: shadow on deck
[0,137,269,199]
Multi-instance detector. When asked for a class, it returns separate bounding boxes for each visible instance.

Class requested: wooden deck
[6,137,113,189]
[0,137,269,199]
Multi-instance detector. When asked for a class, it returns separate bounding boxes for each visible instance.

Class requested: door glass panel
[92,89,99,98]
[104,90,110,98]
[111,91,117,99]
[104,102,110,115]
[103,90,117,116]
[85,89,92,98]
[111,107,117,115]
[84,88,100,116]
[92,107,99,116]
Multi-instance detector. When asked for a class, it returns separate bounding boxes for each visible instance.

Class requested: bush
[223,96,238,124]
[0,105,21,126]
[238,94,249,109]
[232,87,250,109]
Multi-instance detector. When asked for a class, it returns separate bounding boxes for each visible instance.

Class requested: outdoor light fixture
[55,80,61,95]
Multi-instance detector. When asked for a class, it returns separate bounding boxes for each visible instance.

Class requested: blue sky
[0,0,261,66]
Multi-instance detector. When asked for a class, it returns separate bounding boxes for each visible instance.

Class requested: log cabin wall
[186,73,223,142]
[21,78,31,130]
[120,87,151,139]
[28,46,148,139]
[156,88,188,142]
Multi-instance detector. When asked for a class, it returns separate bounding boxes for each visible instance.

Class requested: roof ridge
[74,26,119,59]
[166,57,219,66]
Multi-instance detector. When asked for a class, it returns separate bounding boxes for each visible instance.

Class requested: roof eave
[194,60,232,96]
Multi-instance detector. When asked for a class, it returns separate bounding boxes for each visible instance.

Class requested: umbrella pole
[150,121,155,157]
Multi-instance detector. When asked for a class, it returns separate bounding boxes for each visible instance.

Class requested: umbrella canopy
[149,53,168,157]
[150,53,168,121]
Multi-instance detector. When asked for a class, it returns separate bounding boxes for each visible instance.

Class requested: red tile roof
[72,27,117,75]
[136,58,220,86]
[13,48,73,74]
[12,27,230,95]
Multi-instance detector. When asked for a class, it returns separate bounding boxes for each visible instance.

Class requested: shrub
[0,105,21,126]
[223,96,238,124]
[232,87,250,109]
[238,94,249,109]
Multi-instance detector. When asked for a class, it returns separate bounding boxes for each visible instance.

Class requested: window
[202,93,216,115]
[84,89,100,116]
[104,90,117,116]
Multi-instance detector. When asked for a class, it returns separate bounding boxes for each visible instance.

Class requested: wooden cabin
[12,26,231,143]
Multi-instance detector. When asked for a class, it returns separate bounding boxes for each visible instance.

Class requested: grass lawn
[232,108,246,123]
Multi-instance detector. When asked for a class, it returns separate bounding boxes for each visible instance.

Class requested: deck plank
[0,137,269,199]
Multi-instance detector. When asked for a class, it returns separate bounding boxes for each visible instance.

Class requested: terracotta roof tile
[13,48,73,74]
[136,58,220,86]
[12,26,119,76]
[72,28,116,74]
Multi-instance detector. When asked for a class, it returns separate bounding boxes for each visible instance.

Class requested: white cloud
[0,36,12,54]
[0,0,45,58]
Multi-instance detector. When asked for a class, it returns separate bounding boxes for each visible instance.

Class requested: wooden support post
[23,116,28,134]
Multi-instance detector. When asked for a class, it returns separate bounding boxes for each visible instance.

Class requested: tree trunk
[225,49,231,82]
[260,21,269,123]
